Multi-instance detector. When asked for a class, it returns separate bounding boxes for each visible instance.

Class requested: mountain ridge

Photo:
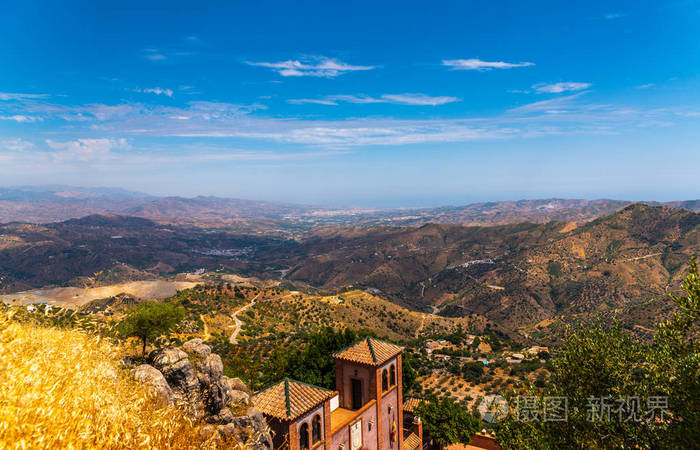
[1,185,699,229]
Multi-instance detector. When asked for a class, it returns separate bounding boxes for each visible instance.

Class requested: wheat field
[0,312,226,449]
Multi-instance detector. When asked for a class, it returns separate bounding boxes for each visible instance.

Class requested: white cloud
[0,138,34,151]
[45,138,130,162]
[0,88,692,153]
[288,98,339,105]
[246,56,374,78]
[0,92,49,101]
[143,48,167,61]
[289,93,460,106]
[380,94,460,106]
[442,59,534,71]
[604,13,624,19]
[327,95,383,104]
[507,92,589,114]
[138,87,174,97]
[636,83,655,89]
[0,115,43,122]
[532,82,592,93]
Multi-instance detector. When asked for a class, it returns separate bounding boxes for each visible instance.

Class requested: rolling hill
[0,203,697,342]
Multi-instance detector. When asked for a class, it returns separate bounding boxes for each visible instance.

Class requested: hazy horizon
[2,183,699,210]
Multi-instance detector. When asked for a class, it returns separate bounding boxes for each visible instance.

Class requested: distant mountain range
[1,185,699,230]
[0,204,697,343]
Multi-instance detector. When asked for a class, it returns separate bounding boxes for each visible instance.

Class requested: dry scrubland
[0,313,235,449]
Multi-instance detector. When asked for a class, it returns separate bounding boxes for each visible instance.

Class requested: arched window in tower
[299,422,309,450]
[312,414,322,444]
[390,364,396,386]
[382,369,388,391]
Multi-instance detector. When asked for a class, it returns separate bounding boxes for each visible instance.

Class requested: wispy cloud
[288,98,340,105]
[246,56,374,78]
[532,82,592,93]
[45,138,131,162]
[0,92,49,101]
[1,90,694,152]
[636,83,655,89]
[289,93,460,106]
[381,94,460,106]
[0,138,34,152]
[0,115,43,123]
[137,87,174,97]
[143,48,167,61]
[442,58,534,71]
[604,13,624,20]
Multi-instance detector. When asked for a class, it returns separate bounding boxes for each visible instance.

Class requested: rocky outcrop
[133,364,174,406]
[132,339,272,449]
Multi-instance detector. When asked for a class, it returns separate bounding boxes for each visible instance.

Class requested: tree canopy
[415,394,481,447]
[496,258,700,449]
[264,327,371,388]
[118,302,185,356]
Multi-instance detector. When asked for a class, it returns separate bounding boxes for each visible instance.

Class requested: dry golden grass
[0,312,236,449]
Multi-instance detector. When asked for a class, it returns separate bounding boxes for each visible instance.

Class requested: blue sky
[1,0,699,207]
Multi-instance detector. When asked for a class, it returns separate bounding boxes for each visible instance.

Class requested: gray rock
[229,389,250,406]
[133,364,173,406]
[149,347,198,403]
[138,346,272,448]
[182,338,212,358]
[224,376,250,394]
[206,407,234,424]
[195,353,223,387]
[246,407,265,423]
[149,347,188,368]
[206,379,231,413]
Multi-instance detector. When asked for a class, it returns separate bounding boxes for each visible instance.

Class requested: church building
[252,337,422,450]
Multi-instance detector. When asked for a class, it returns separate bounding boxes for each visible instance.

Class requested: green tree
[497,259,700,449]
[462,361,485,383]
[265,327,373,388]
[402,351,419,393]
[118,302,185,356]
[415,394,481,447]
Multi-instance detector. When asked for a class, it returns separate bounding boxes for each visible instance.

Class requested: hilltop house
[252,337,422,450]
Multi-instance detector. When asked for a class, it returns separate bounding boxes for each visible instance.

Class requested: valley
[1,202,697,345]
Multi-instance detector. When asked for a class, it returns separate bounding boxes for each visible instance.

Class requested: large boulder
[229,389,250,406]
[224,376,250,394]
[195,353,223,387]
[206,406,234,425]
[133,364,174,406]
[229,408,273,449]
[207,379,231,414]
[149,347,199,405]
[183,338,212,358]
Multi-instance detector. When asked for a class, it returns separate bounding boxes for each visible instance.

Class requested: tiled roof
[404,432,421,450]
[334,337,403,366]
[403,397,422,413]
[252,378,336,421]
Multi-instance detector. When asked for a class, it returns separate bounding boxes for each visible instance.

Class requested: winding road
[229,293,260,344]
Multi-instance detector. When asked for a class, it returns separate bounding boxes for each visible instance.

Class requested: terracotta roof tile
[403,397,422,413]
[252,378,336,421]
[334,337,403,366]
